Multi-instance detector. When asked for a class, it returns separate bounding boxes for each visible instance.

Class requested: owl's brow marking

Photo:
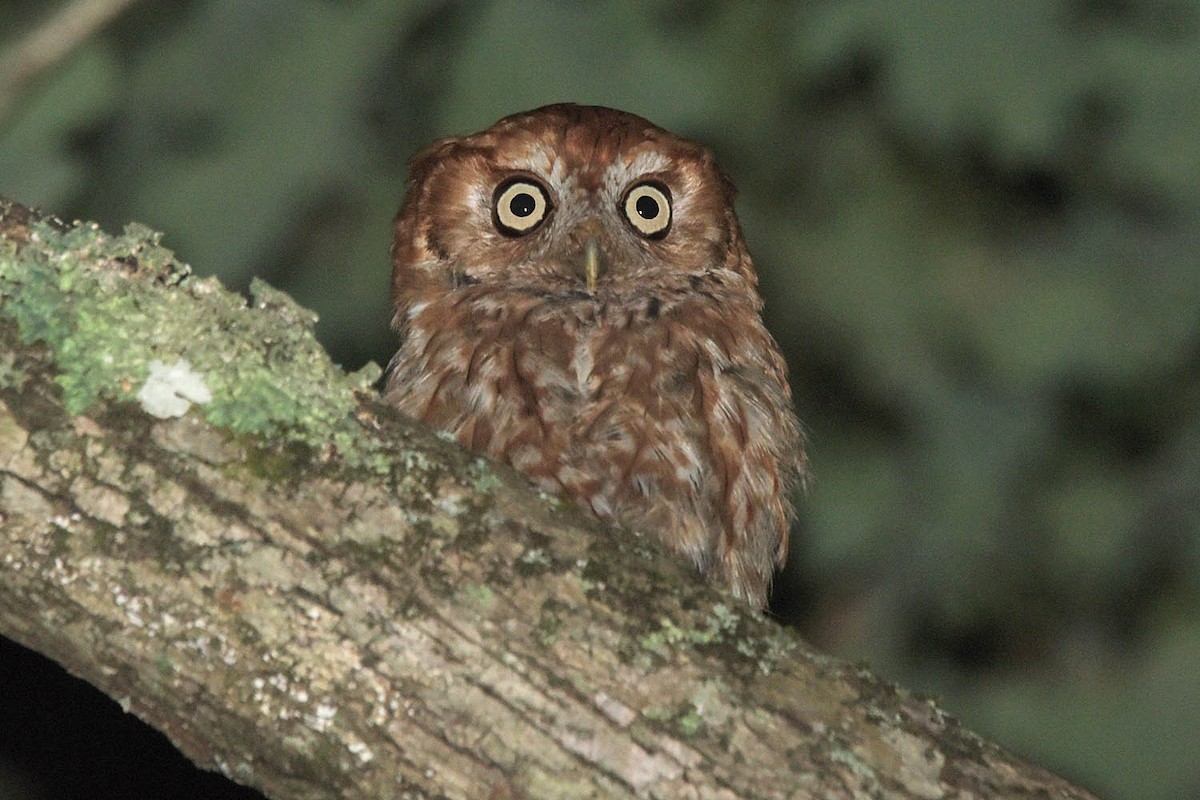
[515,146,562,184]
[603,151,672,196]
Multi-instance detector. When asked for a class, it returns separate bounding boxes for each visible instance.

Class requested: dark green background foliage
[2,2,1198,798]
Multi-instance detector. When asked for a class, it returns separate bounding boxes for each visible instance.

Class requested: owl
[384,104,806,608]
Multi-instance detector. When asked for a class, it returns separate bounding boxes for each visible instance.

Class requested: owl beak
[583,237,601,295]
[570,218,606,294]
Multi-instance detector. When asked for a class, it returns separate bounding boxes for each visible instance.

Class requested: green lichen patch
[0,211,386,473]
[459,582,496,612]
[676,708,703,737]
[639,699,707,737]
[467,457,504,494]
[639,605,740,654]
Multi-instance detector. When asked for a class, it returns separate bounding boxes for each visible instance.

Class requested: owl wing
[689,307,806,607]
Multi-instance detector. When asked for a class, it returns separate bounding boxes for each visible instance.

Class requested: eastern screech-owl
[385,104,806,608]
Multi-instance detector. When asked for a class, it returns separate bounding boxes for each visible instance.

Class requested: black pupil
[510,191,536,218]
[636,195,660,219]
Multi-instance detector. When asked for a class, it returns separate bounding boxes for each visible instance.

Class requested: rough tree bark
[0,199,1097,799]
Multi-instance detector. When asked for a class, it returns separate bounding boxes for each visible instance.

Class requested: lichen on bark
[0,203,382,467]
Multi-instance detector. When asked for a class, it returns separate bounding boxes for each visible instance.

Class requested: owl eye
[493,178,551,236]
[622,182,672,239]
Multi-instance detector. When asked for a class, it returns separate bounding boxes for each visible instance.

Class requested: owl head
[391,104,756,308]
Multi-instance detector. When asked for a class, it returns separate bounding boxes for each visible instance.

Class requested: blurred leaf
[959,616,1200,800]
[0,43,119,206]
[83,0,440,286]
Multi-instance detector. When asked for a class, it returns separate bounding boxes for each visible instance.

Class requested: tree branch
[0,0,143,131]
[0,198,1097,799]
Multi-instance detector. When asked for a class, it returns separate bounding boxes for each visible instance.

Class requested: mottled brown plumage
[385,104,806,607]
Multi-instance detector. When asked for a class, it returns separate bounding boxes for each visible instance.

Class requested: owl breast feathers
[385,103,806,608]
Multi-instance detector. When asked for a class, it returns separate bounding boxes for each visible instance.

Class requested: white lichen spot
[138,359,212,419]
[348,738,374,764]
[519,548,549,566]
[111,590,147,628]
[308,703,338,732]
[58,569,78,585]
[433,491,466,517]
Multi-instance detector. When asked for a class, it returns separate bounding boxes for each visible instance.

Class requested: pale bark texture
[0,199,1098,799]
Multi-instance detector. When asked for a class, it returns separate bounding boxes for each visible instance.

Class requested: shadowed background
[1,1,1198,798]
